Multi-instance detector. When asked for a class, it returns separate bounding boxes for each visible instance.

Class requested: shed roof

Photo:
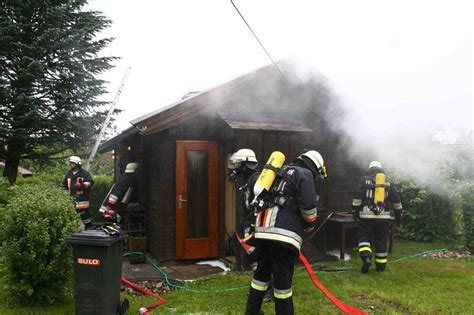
[98,126,138,153]
[0,162,33,177]
[100,60,325,150]
[128,61,311,134]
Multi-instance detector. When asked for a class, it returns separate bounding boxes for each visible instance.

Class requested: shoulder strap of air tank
[263,163,283,176]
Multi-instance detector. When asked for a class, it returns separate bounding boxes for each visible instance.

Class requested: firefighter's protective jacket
[251,165,319,253]
[105,172,138,212]
[352,170,402,220]
[63,168,94,211]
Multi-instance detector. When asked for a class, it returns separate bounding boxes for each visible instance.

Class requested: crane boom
[85,67,131,170]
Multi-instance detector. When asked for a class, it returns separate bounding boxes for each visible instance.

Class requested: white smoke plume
[288,51,472,189]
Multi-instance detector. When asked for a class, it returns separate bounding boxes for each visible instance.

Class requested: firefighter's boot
[246,287,266,315]
[274,296,294,315]
[361,256,371,274]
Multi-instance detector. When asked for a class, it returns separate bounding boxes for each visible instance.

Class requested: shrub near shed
[0,183,81,305]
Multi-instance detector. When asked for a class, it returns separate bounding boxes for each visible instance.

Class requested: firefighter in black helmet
[245,150,327,315]
[63,156,94,229]
[352,161,403,273]
[100,162,139,225]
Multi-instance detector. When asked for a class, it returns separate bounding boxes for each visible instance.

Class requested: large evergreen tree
[0,0,116,184]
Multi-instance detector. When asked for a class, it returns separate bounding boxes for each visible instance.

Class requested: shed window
[185,150,209,238]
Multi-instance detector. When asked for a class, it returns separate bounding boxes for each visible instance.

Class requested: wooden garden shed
[100,62,364,265]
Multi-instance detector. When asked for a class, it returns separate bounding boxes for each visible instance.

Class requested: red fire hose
[121,276,166,315]
[299,253,366,315]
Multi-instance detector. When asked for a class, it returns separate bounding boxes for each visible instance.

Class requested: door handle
[178,194,187,209]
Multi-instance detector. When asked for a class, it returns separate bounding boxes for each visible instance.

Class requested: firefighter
[229,149,274,303]
[63,156,94,229]
[352,161,403,273]
[228,148,259,255]
[245,150,327,315]
[100,162,139,225]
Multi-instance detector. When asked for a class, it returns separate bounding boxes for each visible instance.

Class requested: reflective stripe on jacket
[251,165,319,253]
[62,168,94,208]
[352,172,402,220]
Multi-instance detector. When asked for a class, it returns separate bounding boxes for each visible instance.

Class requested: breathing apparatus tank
[252,151,285,209]
[372,172,386,215]
[374,173,385,203]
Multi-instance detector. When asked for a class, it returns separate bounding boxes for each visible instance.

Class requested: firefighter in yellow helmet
[245,150,327,315]
[352,161,403,273]
[100,162,140,224]
[62,156,94,229]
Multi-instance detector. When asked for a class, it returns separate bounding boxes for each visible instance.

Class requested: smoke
[204,53,471,192]
[286,50,472,190]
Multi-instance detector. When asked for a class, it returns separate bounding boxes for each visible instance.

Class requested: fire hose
[298,253,366,315]
[120,276,166,315]
[120,247,448,314]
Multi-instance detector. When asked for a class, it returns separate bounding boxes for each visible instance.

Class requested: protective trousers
[73,198,92,228]
[246,240,296,315]
[357,219,390,272]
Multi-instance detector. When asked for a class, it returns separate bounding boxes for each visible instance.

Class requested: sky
[87,0,473,140]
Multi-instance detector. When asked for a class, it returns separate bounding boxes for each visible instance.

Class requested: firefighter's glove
[72,182,83,191]
[228,171,237,182]
[100,206,121,223]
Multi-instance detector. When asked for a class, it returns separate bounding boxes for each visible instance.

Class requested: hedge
[0,183,81,305]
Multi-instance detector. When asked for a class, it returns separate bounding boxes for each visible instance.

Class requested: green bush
[0,177,9,206]
[460,182,474,250]
[14,163,68,188]
[396,180,464,243]
[0,183,81,305]
[89,175,114,221]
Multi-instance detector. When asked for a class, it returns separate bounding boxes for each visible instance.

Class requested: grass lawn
[0,241,472,314]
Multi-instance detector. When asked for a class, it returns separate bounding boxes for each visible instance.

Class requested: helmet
[69,156,82,166]
[368,161,383,171]
[125,162,138,173]
[228,149,258,170]
[297,150,327,178]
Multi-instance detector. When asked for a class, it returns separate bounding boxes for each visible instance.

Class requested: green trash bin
[67,229,126,315]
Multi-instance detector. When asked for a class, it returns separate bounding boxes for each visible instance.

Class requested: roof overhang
[98,126,138,153]
[223,119,312,132]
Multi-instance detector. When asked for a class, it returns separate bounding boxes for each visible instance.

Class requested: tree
[0,0,117,184]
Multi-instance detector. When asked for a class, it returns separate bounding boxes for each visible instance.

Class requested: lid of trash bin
[66,229,125,246]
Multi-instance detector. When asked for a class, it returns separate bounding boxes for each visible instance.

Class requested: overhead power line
[230,0,287,81]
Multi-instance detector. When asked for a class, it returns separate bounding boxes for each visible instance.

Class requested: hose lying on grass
[121,247,449,313]
[299,252,367,315]
[120,276,166,314]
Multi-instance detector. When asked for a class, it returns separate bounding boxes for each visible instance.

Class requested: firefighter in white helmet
[62,156,94,229]
[228,149,259,220]
[100,162,140,224]
[352,161,403,273]
[228,149,275,302]
[245,150,327,315]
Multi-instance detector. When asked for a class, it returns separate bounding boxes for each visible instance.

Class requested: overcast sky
[87,0,473,139]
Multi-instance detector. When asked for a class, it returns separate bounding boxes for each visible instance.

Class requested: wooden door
[176,141,218,259]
